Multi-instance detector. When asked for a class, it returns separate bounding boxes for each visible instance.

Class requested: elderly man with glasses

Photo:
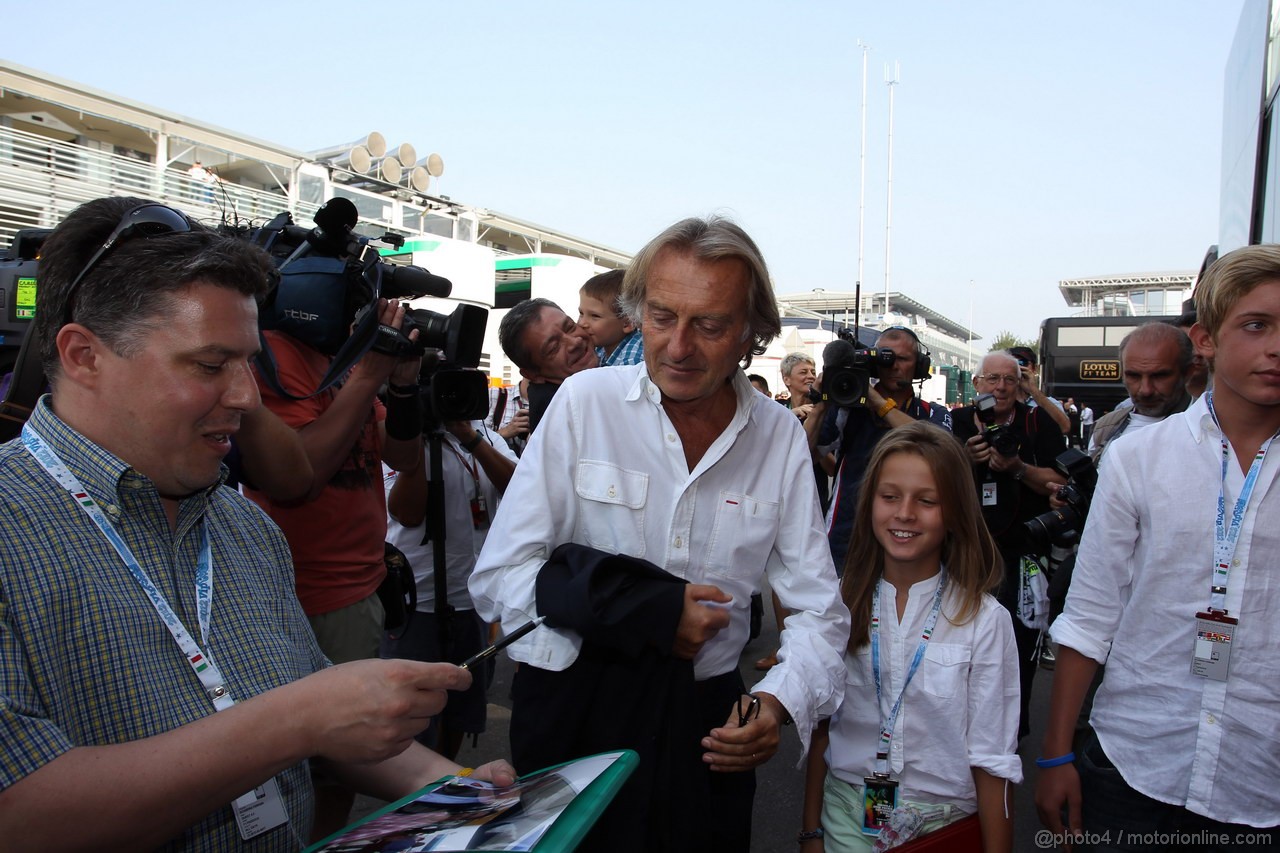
[951,349,1067,741]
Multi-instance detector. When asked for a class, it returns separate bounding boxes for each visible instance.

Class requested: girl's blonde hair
[841,421,1001,651]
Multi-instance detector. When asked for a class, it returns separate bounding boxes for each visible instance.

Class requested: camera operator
[806,326,951,570]
[244,297,426,840]
[381,418,517,761]
[951,350,1066,740]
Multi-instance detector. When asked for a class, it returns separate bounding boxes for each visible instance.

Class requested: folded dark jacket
[536,542,686,659]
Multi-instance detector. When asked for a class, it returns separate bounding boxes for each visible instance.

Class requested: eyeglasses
[976,373,1020,386]
[62,203,193,326]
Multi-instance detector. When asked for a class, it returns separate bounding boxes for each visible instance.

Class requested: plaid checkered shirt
[0,397,327,850]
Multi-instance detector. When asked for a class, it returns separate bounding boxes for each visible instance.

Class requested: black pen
[460,616,546,671]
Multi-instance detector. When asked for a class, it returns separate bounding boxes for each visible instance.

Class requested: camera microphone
[307,197,358,254]
[821,338,855,366]
[384,263,452,299]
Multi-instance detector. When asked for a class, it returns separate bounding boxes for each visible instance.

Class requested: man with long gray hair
[471,215,850,851]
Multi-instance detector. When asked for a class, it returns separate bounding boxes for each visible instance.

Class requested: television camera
[247,197,489,423]
[810,328,897,408]
[0,229,53,441]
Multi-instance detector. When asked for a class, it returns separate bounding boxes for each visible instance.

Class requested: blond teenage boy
[1036,244,1280,849]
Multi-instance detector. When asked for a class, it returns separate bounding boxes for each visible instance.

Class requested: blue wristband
[1035,752,1075,768]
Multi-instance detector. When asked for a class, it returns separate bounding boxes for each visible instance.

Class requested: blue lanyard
[870,572,947,775]
[1205,391,1278,614]
[22,423,234,711]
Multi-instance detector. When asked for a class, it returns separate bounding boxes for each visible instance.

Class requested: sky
[2,1,1246,343]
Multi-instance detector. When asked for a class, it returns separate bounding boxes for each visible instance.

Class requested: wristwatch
[797,827,824,842]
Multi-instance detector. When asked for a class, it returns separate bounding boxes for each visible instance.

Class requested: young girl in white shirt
[801,421,1021,852]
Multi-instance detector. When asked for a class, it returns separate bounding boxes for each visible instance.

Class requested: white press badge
[981,481,997,507]
[233,781,289,839]
[22,424,289,840]
[1189,391,1277,683]
[1192,610,1236,682]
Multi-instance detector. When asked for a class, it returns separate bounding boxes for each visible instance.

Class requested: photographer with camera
[0,197,514,850]
[381,417,516,761]
[806,326,951,570]
[1009,345,1071,436]
[951,350,1067,740]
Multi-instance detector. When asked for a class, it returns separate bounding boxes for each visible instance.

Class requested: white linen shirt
[384,423,516,612]
[826,573,1021,814]
[1051,394,1280,827]
[470,364,851,749]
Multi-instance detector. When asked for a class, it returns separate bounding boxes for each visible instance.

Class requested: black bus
[1037,315,1178,416]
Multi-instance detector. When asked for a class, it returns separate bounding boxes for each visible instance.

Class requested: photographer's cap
[1009,345,1037,367]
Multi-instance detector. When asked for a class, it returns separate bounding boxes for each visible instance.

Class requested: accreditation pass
[1191,610,1237,682]
[232,777,288,840]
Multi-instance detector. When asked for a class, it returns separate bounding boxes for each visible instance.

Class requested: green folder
[305,749,638,852]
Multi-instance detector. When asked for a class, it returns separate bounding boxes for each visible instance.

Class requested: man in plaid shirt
[0,197,513,850]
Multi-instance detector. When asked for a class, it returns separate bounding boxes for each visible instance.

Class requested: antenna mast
[884,60,900,326]
[857,40,871,331]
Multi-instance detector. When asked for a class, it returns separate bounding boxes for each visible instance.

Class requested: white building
[0,59,627,382]
[1056,272,1195,317]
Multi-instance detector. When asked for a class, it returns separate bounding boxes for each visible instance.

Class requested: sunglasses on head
[62,203,193,327]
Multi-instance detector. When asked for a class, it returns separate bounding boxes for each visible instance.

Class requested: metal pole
[967,278,974,371]
[884,61,899,325]
[857,40,870,322]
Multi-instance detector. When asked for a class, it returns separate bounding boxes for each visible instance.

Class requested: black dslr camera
[813,330,896,408]
[973,393,1020,457]
[1024,448,1098,548]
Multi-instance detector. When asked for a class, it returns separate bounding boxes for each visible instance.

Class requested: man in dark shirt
[952,350,1066,738]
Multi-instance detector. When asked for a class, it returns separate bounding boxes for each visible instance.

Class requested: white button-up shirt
[470,364,851,748]
[826,573,1021,813]
[1051,394,1280,827]
[384,424,517,612]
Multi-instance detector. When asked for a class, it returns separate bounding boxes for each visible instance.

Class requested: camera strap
[252,263,383,400]
[252,220,385,400]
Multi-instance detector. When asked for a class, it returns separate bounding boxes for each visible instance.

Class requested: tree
[988,330,1038,359]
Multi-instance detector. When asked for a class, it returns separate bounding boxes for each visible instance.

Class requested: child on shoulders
[578,269,644,367]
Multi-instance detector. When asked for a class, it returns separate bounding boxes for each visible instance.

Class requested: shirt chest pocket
[575,460,648,558]
[705,491,781,579]
[918,642,970,699]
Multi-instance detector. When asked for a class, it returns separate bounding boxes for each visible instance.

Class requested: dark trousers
[510,662,755,852]
[995,547,1039,740]
[1078,734,1280,852]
